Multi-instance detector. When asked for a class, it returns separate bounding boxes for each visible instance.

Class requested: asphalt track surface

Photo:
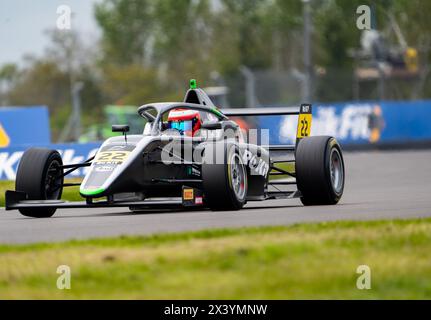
[1,150,431,244]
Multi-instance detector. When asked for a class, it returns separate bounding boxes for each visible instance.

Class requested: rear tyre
[15,148,63,218]
[202,143,247,210]
[295,136,344,206]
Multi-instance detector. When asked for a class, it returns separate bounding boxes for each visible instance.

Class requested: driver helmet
[167,109,201,136]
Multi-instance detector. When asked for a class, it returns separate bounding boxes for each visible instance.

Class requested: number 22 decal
[95,151,130,163]
[301,119,309,136]
[297,114,312,138]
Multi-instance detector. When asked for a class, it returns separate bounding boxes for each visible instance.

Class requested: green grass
[0,180,83,207]
[1,219,431,299]
[269,162,295,180]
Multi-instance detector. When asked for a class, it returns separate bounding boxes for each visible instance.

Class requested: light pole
[240,66,257,108]
[58,81,84,142]
[72,81,84,141]
[302,0,312,103]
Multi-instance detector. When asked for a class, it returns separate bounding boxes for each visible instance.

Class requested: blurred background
[1,0,431,179]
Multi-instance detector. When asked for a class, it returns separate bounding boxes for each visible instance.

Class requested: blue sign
[0,106,51,148]
[0,143,101,180]
[259,100,431,145]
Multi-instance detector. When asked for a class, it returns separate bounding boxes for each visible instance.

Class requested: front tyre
[202,144,247,210]
[15,148,64,218]
[295,136,345,206]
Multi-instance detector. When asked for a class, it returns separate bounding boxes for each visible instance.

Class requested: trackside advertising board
[259,100,431,146]
[0,143,100,180]
[0,106,51,148]
[0,106,101,181]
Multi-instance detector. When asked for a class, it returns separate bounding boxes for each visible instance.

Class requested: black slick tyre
[295,136,344,206]
[15,148,63,217]
[202,143,247,210]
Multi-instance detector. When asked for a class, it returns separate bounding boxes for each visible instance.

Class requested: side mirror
[223,122,238,131]
[112,124,130,143]
[201,121,222,130]
[112,125,130,133]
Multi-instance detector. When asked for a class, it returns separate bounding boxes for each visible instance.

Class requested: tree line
[0,0,429,139]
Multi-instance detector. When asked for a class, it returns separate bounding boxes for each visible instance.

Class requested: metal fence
[222,67,431,108]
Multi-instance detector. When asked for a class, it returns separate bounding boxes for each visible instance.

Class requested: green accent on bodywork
[190,79,197,89]
[211,107,224,118]
[80,187,105,196]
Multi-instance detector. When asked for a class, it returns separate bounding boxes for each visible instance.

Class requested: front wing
[5,188,301,211]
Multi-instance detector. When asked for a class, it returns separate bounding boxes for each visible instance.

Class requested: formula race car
[5,80,345,218]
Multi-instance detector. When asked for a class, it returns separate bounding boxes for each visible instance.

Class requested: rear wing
[222,104,312,147]
[222,106,300,116]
